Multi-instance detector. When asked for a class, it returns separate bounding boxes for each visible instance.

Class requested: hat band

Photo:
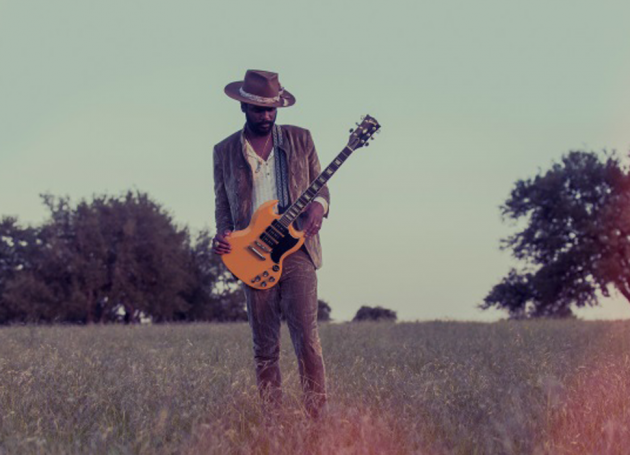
[239,87,285,105]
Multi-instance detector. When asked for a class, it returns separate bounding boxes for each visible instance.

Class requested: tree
[0,192,249,324]
[0,217,51,323]
[1,192,196,323]
[353,305,397,322]
[97,192,194,323]
[317,299,332,322]
[184,229,245,322]
[482,150,630,318]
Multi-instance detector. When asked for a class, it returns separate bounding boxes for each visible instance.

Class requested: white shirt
[242,135,329,215]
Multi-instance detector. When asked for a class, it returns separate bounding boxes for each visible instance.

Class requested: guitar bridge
[247,246,266,260]
[255,241,270,253]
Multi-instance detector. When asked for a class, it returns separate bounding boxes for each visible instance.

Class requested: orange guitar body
[222,200,305,290]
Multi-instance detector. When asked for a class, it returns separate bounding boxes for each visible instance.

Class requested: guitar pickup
[265,227,282,242]
[255,241,270,253]
[247,246,266,260]
[260,232,277,247]
[271,220,288,236]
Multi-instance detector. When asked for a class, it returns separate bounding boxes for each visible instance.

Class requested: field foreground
[0,320,629,454]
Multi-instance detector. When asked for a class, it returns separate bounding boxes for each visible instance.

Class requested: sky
[2,0,630,322]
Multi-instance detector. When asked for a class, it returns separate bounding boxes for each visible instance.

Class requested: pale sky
[2,0,630,321]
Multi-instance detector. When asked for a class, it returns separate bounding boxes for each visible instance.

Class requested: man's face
[242,104,277,135]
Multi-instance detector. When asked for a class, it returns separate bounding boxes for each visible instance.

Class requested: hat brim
[224,81,296,108]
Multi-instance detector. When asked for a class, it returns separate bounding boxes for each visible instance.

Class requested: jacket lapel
[277,125,292,161]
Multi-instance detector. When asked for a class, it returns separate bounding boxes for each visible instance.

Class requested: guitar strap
[273,125,291,214]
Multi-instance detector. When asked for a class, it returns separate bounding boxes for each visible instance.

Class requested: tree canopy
[353,305,397,322]
[317,300,332,322]
[0,191,244,324]
[482,150,630,318]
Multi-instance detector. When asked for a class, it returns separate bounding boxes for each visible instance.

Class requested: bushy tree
[0,216,54,323]
[317,299,332,322]
[185,229,245,322]
[0,191,243,324]
[1,192,194,323]
[483,150,630,318]
[353,305,397,322]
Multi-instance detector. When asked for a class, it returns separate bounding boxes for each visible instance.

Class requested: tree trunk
[616,281,630,304]
[86,292,94,324]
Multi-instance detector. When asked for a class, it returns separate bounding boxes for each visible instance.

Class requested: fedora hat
[224,70,296,108]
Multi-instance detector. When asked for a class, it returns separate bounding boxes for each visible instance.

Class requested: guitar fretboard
[277,145,356,228]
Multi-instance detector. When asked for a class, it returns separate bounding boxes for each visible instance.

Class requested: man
[212,70,329,417]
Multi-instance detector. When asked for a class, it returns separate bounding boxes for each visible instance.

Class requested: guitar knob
[261,282,267,288]
[269,277,275,283]
[272,265,280,272]
[263,271,269,277]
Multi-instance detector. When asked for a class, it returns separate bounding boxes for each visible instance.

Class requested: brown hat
[224,70,296,108]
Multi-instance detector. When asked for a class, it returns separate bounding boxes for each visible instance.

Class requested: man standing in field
[211,70,329,418]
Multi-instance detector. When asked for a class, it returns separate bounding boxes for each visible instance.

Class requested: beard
[245,113,276,136]
[254,121,273,134]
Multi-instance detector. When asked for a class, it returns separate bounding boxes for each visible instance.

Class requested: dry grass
[0,320,629,454]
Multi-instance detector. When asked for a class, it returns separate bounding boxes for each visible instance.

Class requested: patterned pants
[243,247,327,417]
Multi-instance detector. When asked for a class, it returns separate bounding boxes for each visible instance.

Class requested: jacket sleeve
[213,146,235,234]
[307,130,331,217]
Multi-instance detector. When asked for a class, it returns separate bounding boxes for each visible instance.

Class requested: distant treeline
[0,192,245,324]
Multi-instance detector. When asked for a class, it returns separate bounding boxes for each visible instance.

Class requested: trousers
[243,247,327,417]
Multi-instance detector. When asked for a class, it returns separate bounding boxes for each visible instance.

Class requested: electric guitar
[222,115,380,289]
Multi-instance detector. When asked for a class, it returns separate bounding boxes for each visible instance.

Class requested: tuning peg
[365,142,370,147]
[349,128,354,133]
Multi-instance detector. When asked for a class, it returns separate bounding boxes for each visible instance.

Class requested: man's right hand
[212,230,232,255]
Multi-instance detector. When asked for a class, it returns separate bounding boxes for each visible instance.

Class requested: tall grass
[0,320,629,454]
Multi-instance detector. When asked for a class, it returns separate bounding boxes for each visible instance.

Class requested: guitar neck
[278,144,356,227]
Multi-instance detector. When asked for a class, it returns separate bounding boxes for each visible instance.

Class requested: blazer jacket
[213,125,330,269]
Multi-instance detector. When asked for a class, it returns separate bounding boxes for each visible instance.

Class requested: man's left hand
[302,202,325,238]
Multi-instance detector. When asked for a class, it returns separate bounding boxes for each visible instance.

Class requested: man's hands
[212,230,232,255]
[302,202,325,238]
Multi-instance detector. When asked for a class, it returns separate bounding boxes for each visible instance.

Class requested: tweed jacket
[213,125,330,269]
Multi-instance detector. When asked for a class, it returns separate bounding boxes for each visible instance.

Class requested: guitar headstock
[348,115,381,150]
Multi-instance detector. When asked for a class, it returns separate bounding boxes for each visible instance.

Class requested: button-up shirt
[242,134,329,215]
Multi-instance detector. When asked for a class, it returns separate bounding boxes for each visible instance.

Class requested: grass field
[1,320,629,454]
